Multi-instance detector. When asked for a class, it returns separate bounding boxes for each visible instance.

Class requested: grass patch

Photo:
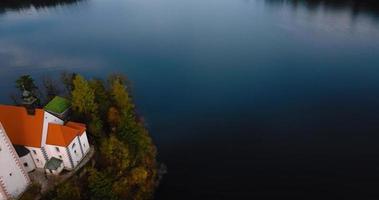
[45,96,71,114]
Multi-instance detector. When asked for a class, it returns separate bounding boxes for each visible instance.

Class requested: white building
[0,123,30,200]
[0,99,90,200]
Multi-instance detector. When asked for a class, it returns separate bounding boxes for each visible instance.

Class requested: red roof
[46,122,86,146]
[0,105,87,148]
[0,105,44,147]
[46,124,79,147]
[66,121,86,135]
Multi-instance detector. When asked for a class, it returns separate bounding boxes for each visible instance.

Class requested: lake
[1,0,379,199]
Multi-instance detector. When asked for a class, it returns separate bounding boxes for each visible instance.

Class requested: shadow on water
[265,0,379,19]
[0,0,82,14]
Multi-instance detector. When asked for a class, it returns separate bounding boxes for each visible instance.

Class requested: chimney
[24,104,36,115]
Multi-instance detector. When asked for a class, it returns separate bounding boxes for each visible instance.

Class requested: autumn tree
[89,79,111,118]
[71,75,98,118]
[108,75,158,199]
[110,77,133,111]
[99,135,131,175]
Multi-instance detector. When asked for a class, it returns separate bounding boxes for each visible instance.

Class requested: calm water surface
[1,0,379,199]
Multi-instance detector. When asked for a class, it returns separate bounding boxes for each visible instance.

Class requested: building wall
[41,112,64,146]
[0,123,30,199]
[19,153,36,173]
[79,132,90,155]
[26,146,46,169]
[67,137,84,168]
[46,132,90,170]
[45,144,72,170]
[0,184,6,200]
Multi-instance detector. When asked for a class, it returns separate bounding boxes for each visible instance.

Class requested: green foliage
[99,135,131,175]
[16,75,38,92]
[53,182,81,200]
[110,78,134,111]
[71,75,98,117]
[107,106,121,130]
[88,115,104,140]
[111,176,130,199]
[15,75,41,104]
[89,79,111,119]
[87,168,117,200]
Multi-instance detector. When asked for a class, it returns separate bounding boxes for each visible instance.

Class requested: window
[55,147,60,152]
[74,150,77,154]
[72,143,76,149]
[24,163,28,167]
[32,150,37,155]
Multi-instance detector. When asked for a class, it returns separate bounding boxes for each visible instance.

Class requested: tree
[71,75,98,117]
[61,72,76,97]
[107,106,121,131]
[89,79,111,121]
[112,167,151,200]
[15,75,41,105]
[88,115,103,140]
[110,78,134,111]
[53,182,81,200]
[112,176,130,199]
[100,135,131,175]
[42,75,61,103]
[87,168,117,200]
[16,75,38,92]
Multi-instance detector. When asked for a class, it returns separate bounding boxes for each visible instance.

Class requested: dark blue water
[1,0,379,199]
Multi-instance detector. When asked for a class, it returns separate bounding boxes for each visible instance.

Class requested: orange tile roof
[66,121,86,135]
[46,124,79,147]
[0,105,44,147]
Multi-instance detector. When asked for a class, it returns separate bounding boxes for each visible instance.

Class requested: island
[0,73,159,200]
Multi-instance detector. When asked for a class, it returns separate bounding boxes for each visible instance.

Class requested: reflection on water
[0,0,82,14]
[266,0,379,19]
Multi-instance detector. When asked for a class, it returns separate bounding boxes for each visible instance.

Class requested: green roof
[44,96,71,114]
[45,157,63,170]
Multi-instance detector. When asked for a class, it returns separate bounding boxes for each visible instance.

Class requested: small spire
[22,85,37,114]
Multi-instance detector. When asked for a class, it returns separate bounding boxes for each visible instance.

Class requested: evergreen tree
[16,75,38,93]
